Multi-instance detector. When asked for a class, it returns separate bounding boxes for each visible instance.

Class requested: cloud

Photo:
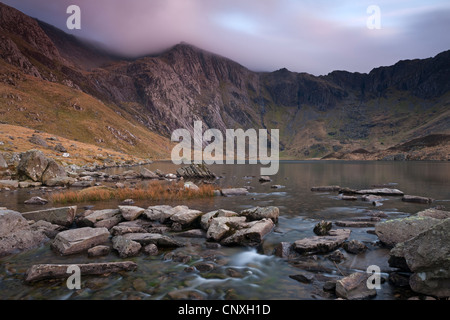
[3,0,450,75]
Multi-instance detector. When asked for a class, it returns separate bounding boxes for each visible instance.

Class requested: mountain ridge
[0,2,449,161]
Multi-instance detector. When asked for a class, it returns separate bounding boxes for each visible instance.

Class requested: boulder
[41,159,68,185]
[176,163,216,179]
[375,216,442,247]
[206,216,247,242]
[25,261,137,282]
[80,209,121,227]
[200,209,238,230]
[391,218,450,297]
[17,150,69,183]
[52,227,110,255]
[169,206,203,227]
[240,206,280,223]
[112,236,142,258]
[336,272,377,300]
[143,205,176,223]
[119,206,145,221]
[0,209,48,257]
[94,215,123,229]
[293,229,351,254]
[409,270,450,298]
[22,206,77,227]
[220,218,274,247]
[140,168,159,179]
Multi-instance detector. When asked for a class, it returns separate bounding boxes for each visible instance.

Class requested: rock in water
[313,220,332,236]
[25,261,137,282]
[240,206,280,223]
[389,218,450,298]
[220,219,274,247]
[293,229,351,254]
[336,272,377,300]
[52,227,110,255]
[0,209,48,257]
[24,196,49,205]
[375,216,442,247]
[22,206,77,227]
[343,240,368,254]
[402,195,434,204]
[112,236,142,258]
[119,206,145,221]
[176,163,216,179]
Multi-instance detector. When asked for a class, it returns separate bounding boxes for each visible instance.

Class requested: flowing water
[0,161,449,300]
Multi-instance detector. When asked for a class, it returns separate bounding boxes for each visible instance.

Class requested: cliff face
[0,2,449,159]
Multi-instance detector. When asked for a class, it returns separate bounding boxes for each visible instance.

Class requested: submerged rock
[311,186,341,192]
[220,188,249,196]
[402,195,433,204]
[24,196,49,205]
[25,261,137,283]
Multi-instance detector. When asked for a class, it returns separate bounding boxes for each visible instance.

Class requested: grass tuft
[49,181,215,204]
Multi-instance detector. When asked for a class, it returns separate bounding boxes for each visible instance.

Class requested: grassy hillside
[0,60,172,161]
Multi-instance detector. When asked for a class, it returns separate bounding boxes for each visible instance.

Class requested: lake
[0,161,449,300]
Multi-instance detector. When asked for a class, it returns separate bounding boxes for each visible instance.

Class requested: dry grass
[49,182,215,204]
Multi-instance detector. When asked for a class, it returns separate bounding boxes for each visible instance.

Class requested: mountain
[0,2,449,162]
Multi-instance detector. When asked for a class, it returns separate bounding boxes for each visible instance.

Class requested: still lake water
[0,161,449,300]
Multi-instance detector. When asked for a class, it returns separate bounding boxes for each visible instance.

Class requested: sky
[3,0,450,75]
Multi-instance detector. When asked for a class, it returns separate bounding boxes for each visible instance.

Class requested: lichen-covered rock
[375,216,442,247]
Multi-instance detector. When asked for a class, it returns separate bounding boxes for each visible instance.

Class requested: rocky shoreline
[0,150,449,300]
